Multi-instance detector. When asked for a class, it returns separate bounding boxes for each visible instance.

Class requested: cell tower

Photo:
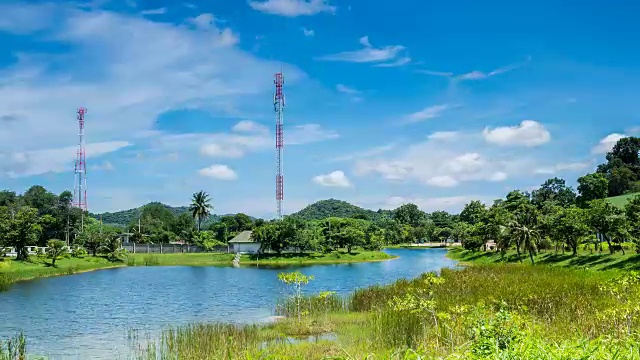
[274,72,285,220]
[73,107,88,213]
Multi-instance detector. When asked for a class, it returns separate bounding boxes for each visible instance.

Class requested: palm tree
[190,191,212,232]
[509,220,539,264]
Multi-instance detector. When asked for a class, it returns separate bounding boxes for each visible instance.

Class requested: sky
[0,0,638,218]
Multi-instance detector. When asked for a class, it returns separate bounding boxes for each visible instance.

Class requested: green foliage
[71,246,87,258]
[46,239,67,266]
[189,190,212,231]
[290,199,383,221]
[278,271,315,322]
[1,206,41,260]
[192,231,224,251]
[577,172,609,204]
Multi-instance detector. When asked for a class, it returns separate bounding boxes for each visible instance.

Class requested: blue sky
[0,0,638,218]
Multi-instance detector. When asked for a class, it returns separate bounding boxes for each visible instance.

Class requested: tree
[608,166,637,197]
[459,201,487,225]
[189,191,212,231]
[277,271,314,322]
[577,173,609,205]
[429,211,454,229]
[625,195,640,242]
[392,203,426,228]
[4,207,41,260]
[46,239,67,266]
[550,206,590,255]
[233,213,254,232]
[531,177,576,208]
[588,199,627,254]
[100,233,125,261]
[509,219,539,264]
[173,212,196,242]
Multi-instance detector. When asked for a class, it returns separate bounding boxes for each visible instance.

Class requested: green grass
[606,191,640,208]
[447,246,640,272]
[126,264,640,359]
[243,251,395,265]
[0,250,394,288]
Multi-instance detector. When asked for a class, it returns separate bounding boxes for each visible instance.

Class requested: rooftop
[228,230,255,243]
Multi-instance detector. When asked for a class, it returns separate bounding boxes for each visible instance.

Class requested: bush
[462,237,484,252]
[71,247,88,258]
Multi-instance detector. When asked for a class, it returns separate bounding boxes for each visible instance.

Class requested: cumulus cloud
[232,120,268,133]
[198,164,238,180]
[312,170,352,187]
[249,0,336,17]
[301,27,315,36]
[592,133,626,155]
[318,36,405,63]
[353,131,535,187]
[287,124,339,145]
[482,120,550,147]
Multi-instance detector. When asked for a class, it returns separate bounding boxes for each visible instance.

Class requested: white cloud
[198,164,238,180]
[232,120,268,133]
[374,57,411,68]
[318,36,405,63]
[428,131,459,140]
[592,133,625,155]
[249,0,336,17]
[200,143,246,158]
[354,131,536,187]
[455,56,531,82]
[0,3,305,160]
[188,13,239,46]
[0,3,57,34]
[287,124,340,145]
[140,7,166,15]
[330,143,396,162]
[336,84,360,95]
[312,170,352,187]
[0,141,129,178]
[404,104,449,123]
[301,27,315,36]
[416,69,454,77]
[91,160,114,171]
[533,161,592,175]
[482,120,550,147]
[426,175,458,187]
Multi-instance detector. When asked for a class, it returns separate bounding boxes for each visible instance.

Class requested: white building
[228,231,261,254]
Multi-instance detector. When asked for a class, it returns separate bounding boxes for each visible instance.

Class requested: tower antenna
[73,107,88,225]
[274,73,285,220]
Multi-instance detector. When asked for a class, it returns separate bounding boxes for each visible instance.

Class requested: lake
[0,248,457,359]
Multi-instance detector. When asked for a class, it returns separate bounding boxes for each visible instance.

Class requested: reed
[0,273,13,292]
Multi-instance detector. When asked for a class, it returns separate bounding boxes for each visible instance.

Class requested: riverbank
[446,247,640,272]
[0,250,394,287]
[121,263,631,359]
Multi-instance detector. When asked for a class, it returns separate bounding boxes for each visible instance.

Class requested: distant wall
[122,243,229,254]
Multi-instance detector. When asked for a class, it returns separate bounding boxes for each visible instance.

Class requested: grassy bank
[126,263,636,359]
[447,246,640,272]
[0,250,393,289]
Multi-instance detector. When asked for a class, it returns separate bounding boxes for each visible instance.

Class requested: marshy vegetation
[123,264,640,359]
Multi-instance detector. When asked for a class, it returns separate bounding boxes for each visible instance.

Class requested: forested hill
[89,202,238,227]
[290,199,391,221]
[89,202,189,226]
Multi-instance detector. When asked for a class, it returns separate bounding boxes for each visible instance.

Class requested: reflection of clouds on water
[0,249,457,359]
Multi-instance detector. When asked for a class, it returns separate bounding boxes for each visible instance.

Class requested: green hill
[90,202,238,228]
[290,199,391,221]
[607,192,640,209]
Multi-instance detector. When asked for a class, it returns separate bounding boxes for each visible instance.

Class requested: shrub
[71,247,88,258]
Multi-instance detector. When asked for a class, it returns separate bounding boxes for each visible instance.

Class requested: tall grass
[0,273,13,292]
[0,333,26,360]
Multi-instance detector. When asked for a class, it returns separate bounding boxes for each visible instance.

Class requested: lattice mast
[73,108,88,214]
[274,73,285,220]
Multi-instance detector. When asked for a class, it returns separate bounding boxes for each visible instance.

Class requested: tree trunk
[605,234,614,254]
[16,246,28,261]
[515,239,522,262]
[528,248,535,264]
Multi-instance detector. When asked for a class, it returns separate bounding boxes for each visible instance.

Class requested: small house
[228,231,261,254]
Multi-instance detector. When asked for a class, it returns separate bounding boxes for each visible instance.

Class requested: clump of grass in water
[126,255,136,266]
[0,333,26,360]
[65,265,79,275]
[143,255,159,266]
[0,273,13,292]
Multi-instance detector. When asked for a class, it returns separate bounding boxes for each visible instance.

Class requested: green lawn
[606,192,639,208]
[0,250,394,287]
[447,246,640,272]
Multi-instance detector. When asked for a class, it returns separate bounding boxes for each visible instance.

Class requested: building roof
[228,231,256,244]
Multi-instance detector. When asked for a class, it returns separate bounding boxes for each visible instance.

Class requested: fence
[121,243,228,254]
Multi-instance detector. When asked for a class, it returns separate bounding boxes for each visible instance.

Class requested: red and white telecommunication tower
[73,107,88,212]
[274,73,285,219]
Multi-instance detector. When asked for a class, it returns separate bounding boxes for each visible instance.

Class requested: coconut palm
[509,220,540,264]
[190,191,212,232]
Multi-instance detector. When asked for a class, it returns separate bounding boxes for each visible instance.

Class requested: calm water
[0,248,457,359]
